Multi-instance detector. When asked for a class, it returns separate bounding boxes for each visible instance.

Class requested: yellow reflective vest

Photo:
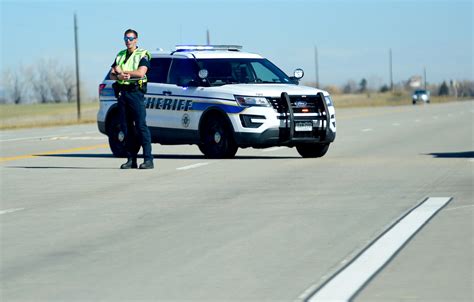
[115,48,151,85]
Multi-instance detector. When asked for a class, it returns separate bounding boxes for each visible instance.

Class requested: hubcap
[214,131,222,144]
[118,131,125,142]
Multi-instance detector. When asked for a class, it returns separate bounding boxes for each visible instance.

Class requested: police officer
[110,29,154,169]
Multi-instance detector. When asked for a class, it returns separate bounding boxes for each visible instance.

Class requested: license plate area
[295,121,313,132]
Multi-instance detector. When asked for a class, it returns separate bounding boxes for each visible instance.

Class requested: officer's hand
[117,73,128,81]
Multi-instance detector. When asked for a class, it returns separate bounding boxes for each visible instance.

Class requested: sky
[1,0,473,98]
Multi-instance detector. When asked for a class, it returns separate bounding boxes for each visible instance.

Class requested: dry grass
[0,94,466,130]
[332,92,462,108]
[0,102,99,129]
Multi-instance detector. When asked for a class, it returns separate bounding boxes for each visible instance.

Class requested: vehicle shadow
[427,151,474,158]
[37,153,300,160]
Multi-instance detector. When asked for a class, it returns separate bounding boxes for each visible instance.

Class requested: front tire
[296,143,329,158]
[199,114,238,159]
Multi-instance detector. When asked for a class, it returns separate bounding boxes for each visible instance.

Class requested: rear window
[147,58,172,83]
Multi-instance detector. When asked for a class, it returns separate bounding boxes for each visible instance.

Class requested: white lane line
[304,197,452,302]
[0,132,98,142]
[262,147,285,153]
[176,162,209,170]
[0,208,25,215]
[0,135,59,142]
[49,136,104,141]
[361,128,373,132]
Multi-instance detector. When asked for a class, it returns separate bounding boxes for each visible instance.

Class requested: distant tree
[3,68,25,104]
[29,62,52,103]
[457,80,474,97]
[28,59,76,103]
[322,85,341,95]
[439,81,449,96]
[56,66,75,103]
[379,84,390,93]
[342,80,357,94]
[359,78,367,93]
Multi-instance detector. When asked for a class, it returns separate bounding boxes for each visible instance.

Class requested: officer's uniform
[112,48,153,166]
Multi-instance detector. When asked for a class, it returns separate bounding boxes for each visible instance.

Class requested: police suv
[97,45,336,158]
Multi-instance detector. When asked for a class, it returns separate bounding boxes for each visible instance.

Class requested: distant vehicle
[97,45,336,158]
[412,89,430,104]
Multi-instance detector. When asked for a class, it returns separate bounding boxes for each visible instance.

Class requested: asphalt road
[1,101,473,302]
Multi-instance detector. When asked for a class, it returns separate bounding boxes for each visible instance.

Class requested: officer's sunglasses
[124,36,136,42]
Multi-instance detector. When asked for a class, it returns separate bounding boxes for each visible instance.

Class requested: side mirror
[289,68,304,85]
[293,68,304,79]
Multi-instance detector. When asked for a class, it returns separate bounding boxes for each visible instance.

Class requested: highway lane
[0,101,472,301]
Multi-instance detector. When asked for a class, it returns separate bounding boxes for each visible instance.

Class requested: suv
[97,45,336,158]
[412,89,430,104]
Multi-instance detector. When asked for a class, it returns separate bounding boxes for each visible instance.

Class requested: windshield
[414,90,427,94]
[196,58,292,86]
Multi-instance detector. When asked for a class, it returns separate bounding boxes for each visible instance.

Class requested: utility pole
[314,46,319,88]
[206,29,210,45]
[389,48,393,92]
[74,13,81,120]
[423,67,427,89]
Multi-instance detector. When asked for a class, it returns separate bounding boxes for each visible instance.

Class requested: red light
[302,108,309,113]
[98,84,106,96]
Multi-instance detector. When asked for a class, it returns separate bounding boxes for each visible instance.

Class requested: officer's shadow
[6,152,299,169]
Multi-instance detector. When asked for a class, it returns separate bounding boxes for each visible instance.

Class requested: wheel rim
[213,131,222,144]
[118,131,125,142]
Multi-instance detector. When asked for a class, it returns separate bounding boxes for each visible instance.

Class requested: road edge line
[301,196,453,302]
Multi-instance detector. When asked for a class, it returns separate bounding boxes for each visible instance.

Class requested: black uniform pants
[117,89,153,161]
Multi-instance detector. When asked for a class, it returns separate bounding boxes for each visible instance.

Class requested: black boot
[139,160,154,169]
[120,158,138,169]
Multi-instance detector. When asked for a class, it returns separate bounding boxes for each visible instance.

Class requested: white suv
[97,45,336,158]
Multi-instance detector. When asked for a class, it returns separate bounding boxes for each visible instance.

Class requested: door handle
[163,90,172,95]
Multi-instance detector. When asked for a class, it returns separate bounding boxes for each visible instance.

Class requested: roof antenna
[206,29,210,45]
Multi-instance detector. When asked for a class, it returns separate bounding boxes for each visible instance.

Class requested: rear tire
[296,143,329,158]
[106,113,140,158]
[199,114,237,159]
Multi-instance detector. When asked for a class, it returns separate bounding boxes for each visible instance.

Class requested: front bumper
[234,127,336,147]
[235,92,336,147]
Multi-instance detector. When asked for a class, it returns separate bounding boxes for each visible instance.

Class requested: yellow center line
[0,144,109,163]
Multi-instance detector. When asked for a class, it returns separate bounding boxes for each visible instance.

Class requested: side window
[147,58,171,83]
[168,58,199,86]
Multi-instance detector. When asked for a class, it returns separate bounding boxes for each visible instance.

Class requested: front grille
[268,95,323,113]
[271,93,329,142]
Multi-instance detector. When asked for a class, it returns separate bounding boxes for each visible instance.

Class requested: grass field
[0,102,99,129]
[0,93,465,130]
[332,92,460,108]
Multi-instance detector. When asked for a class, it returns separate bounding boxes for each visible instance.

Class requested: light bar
[175,45,242,52]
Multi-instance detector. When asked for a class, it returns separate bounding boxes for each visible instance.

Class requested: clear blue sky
[1,0,472,97]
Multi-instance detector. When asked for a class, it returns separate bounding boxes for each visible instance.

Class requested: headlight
[324,95,334,106]
[235,95,271,107]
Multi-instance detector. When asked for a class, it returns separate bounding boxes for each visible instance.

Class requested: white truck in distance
[97,45,336,158]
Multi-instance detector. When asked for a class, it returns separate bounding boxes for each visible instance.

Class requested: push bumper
[235,92,336,147]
